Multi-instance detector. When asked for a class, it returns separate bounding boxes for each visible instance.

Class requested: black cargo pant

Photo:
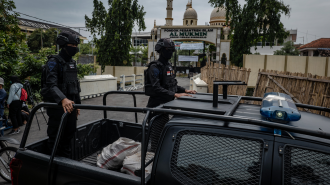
[47,108,77,158]
[9,100,23,129]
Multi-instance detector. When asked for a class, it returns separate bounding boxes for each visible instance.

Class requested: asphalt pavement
[0,77,190,184]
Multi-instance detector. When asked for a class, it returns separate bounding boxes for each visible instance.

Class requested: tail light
[10,158,22,185]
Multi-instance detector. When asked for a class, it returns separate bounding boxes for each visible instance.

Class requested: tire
[0,147,18,183]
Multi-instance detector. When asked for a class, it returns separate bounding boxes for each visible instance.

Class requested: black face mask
[64,46,78,56]
[161,48,174,60]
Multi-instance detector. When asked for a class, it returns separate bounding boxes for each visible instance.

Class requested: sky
[13,0,330,45]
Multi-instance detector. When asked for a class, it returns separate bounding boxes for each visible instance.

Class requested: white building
[250,29,298,55]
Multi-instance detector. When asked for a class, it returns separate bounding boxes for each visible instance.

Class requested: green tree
[0,0,27,87]
[79,42,97,55]
[27,28,58,53]
[274,41,299,56]
[85,0,146,71]
[208,0,291,66]
[141,46,148,63]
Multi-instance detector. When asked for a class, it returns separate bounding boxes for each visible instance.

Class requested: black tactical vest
[145,60,178,96]
[41,55,81,99]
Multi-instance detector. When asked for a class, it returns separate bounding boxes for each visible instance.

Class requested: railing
[119,73,144,91]
[19,92,330,185]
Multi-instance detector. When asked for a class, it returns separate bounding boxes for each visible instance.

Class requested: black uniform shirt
[44,52,81,105]
[147,61,185,106]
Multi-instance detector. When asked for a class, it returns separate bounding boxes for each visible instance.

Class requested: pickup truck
[10,88,330,185]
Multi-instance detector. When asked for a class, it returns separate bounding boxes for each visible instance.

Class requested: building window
[191,20,193,25]
[134,39,148,46]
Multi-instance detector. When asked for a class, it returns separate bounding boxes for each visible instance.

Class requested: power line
[297,31,328,39]
[13,11,90,32]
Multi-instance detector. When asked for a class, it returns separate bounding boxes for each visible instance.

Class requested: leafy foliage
[77,64,95,79]
[19,46,58,93]
[274,41,299,56]
[79,42,97,55]
[27,28,58,53]
[208,0,291,66]
[0,0,27,87]
[85,0,146,72]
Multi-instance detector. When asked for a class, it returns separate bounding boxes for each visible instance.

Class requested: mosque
[132,0,231,66]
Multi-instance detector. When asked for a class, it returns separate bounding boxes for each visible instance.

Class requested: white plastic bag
[97,137,141,169]
[121,151,154,177]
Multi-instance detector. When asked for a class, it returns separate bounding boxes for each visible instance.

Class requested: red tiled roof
[298,38,330,50]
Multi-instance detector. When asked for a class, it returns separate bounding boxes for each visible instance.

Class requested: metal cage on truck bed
[16,90,330,185]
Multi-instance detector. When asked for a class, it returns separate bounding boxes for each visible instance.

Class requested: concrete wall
[308,57,327,76]
[220,41,230,65]
[96,66,147,81]
[287,56,306,73]
[244,55,330,87]
[266,55,285,71]
[80,75,117,99]
[244,55,265,87]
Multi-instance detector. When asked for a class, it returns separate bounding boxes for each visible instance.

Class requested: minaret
[165,0,173,26]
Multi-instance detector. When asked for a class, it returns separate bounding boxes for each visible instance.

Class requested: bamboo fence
[200,61,251,96]
[253,69,330,117]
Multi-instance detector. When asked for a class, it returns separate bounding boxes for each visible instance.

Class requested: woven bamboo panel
[200,61,251,96]
[254,70,330,117]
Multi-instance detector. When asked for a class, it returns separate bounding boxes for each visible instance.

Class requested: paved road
[0,77,190,184]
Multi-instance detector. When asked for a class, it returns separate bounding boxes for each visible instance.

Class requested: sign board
[180,42,204,50]
[162,28,218,44]
[174,41,204,50]
[175,42,182,49]
[178,55,199,62]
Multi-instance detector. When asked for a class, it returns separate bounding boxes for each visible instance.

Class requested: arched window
[186,20,188,25]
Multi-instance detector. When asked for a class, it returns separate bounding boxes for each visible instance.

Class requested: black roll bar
[19,102,330,185]
[19,103,146,148]
[20,103,330,149]
[47,112,68,185]
[213,81,246,107]
[241,96,330,113]
[102,91,145,123]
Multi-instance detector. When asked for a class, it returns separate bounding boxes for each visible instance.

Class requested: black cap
[155,38,175,53]
[56,31,80,47]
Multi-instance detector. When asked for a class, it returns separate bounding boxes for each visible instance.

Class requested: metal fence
[119,73,144,91]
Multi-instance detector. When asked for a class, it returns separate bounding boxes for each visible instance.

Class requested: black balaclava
[59,46,73,63]
[159,48,173,64]
[64,45,78,57]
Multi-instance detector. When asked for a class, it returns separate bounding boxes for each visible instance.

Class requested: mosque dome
[183,8,198,20]
[210,7,228,25]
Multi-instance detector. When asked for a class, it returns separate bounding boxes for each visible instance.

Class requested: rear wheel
[0,147,17,183]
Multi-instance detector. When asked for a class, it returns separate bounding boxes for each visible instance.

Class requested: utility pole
[78,28,81,53]
[56,29,59,54]
[299,37,304,45]
[41,28,43,48]
[133,27,138,66]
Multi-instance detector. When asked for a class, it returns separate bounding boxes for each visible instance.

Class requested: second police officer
[145,38,196,108]
[41,31,81,157]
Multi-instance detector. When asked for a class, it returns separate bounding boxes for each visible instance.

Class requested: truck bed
[80,151,100,167]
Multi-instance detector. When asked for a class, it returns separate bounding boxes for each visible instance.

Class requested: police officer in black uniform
[145,38,196,108]
[41,31,81,157]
